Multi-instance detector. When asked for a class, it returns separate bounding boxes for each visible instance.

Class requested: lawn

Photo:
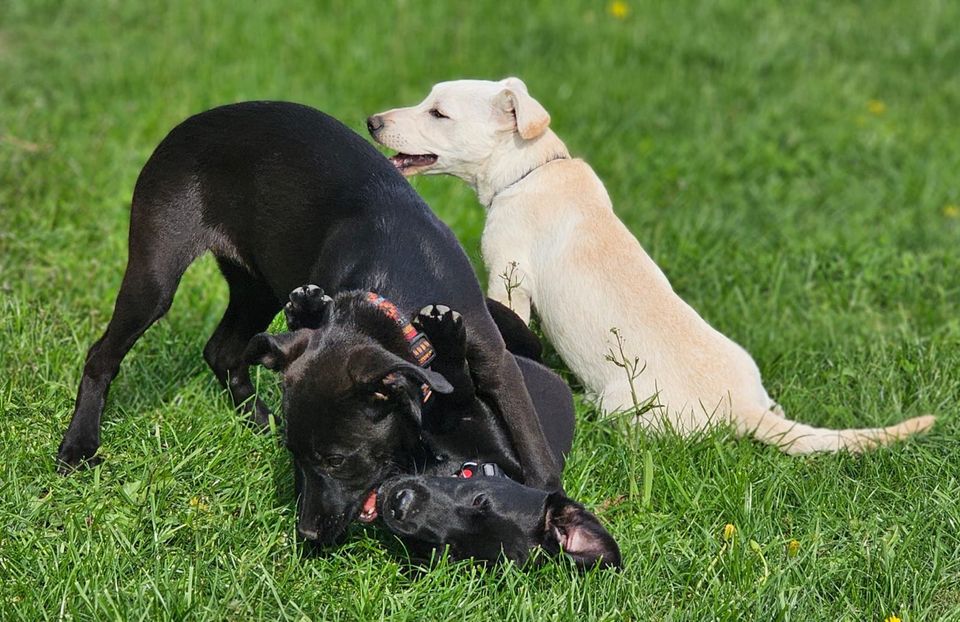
[2,0,959,619]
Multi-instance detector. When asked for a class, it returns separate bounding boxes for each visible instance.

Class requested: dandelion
[608,1,629,19]
[723,523,736,541]
[944,205,959,219]
[884,616,902,622]
[867,99,887,115]
[787,539,800,557]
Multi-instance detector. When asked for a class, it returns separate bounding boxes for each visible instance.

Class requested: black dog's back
[133,102,467,300]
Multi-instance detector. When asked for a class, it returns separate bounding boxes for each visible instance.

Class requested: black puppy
[330,300,620,568]
[59,102,562,544]
[377,475,621,570]
[270,286,574,542]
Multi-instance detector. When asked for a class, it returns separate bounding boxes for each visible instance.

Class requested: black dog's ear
[243,330,311,372]
[543,493,621,570]
[349,347,454,400]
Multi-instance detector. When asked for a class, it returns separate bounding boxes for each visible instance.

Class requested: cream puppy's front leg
[482,222,534,324]
[485,256,533,324]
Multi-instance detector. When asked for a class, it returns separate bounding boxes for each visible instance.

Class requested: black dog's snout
[366,115,384,134]
[391,488,414,521]
[297,523,319,541]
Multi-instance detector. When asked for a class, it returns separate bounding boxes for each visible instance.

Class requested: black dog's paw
[413,304,466,359]
[239,397,276,431]
[284,285,332,330]
[56,437,103,475]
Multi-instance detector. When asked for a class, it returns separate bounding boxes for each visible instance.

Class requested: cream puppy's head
[367,78,552,182]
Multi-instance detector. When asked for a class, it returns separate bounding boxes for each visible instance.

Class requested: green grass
[2,0,959,619]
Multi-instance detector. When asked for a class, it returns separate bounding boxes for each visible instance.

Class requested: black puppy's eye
[471,493,488,508]
[325,454,345,468]
[428,108,448,119]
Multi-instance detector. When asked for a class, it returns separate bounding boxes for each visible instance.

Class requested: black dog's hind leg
[485,298,543,363]
[413,305,476,407]
[203,259,282,428]
[58,225,195,472]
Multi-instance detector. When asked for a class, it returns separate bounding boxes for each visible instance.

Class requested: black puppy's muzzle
[388,487,415,522]
[296,510,352,547]
[366,115,384,135]
[379,478,430,534]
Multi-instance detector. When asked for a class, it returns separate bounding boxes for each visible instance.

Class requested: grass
[1,0,959,619]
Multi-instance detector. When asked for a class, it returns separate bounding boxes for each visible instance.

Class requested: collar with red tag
[365,292,437,402]
[455,461,509,480]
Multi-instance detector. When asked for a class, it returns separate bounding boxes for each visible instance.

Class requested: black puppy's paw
[413,304,466,360]
[56,437,103,475]
[284,285,332,330]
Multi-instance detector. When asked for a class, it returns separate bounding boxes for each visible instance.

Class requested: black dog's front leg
[413,305,475,407]
[284,285,332,330]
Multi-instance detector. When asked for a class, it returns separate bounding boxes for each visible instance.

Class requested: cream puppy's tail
[738,410,936,455]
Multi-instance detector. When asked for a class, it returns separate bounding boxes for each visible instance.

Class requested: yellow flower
[723,523,736,541]
[867,99,887,115]
[189,496,209,511]
[609,1,629,19]
[884,616,902,622]
[787,539,800,557]
[944,204,959,219]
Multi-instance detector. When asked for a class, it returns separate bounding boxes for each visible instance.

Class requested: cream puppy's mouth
[387,153,438,175]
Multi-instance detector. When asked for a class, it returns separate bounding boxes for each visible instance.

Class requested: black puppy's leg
[465,322,562,491]
[413,305,475,407]
[485,298,543,363]
[58,244,191,472]
[203,259,282,428]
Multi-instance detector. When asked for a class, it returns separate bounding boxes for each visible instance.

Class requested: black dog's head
[375,474,621,570]
[245,293,453,547]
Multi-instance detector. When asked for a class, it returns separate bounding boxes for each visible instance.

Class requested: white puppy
[368,78,934,454]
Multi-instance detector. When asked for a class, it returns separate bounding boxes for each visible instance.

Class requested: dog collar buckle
[456,461,507,479]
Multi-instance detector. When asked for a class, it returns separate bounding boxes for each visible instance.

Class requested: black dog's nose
[366,115,384,134]
[297,524,319,541]
[391,488,414,521]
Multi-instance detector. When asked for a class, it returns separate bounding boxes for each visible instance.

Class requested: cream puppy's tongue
[387,153,437,174]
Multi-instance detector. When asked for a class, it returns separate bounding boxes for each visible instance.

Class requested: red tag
[461,468,473,479]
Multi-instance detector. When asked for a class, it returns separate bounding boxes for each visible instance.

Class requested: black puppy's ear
[349,348,453,403]
[543,493,621,570]
[243,330,311,372]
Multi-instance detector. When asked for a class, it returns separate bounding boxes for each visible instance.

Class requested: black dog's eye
[428,108,448,119]
[325,454,345,468]
[471,493,488,508]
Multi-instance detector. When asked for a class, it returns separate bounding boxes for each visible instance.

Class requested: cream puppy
[367,78,934,454]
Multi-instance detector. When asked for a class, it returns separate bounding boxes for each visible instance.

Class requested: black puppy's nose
[297,524,319,541]
[367,115,384,134]
[391,488,414,521]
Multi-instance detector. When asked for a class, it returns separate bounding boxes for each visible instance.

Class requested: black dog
[263,285,575,543]
[59,102,562,544]
[348,300,618,569]
[377,475,621,570]
[281,291,618,569]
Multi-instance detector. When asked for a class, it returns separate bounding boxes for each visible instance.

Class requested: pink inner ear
[564,528,590,554]
[554,525,588,553]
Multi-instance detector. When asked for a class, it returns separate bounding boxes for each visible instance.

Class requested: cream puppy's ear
[496,77,551,140]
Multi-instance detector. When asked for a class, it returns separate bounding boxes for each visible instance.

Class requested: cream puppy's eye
[428,108,448,119]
